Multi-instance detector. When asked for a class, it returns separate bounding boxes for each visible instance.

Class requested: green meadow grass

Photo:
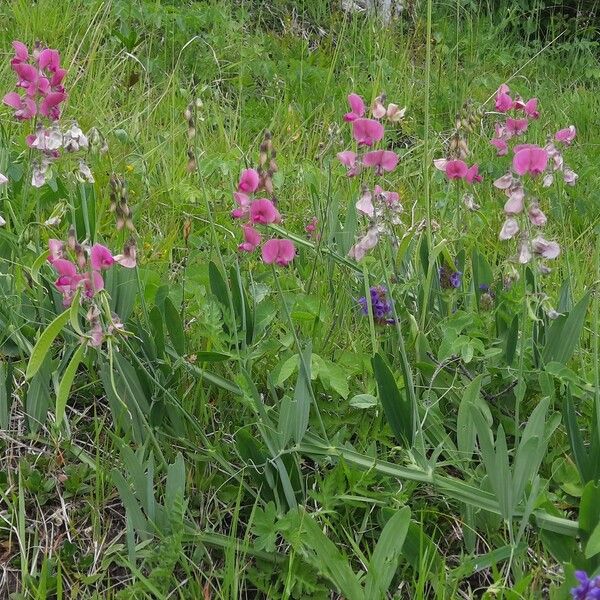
[0,0,599,598]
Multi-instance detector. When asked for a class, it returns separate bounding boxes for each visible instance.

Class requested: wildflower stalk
[594,235,600,438]
[271,265,329,443]
[361,262,379,355]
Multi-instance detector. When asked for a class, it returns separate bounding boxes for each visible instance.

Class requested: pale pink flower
[48,239,64,263]
[465,164,482,184]
[352,118,384,146]
[344,93,366,122]
[374,185,400,205]
[90,244,115,270]
[518,239,532,264]
[433,158,448,171]
[261,239,295,266]
[386,104,406,122]
[504,191,524,215]
[114,240,137,268]
[528,202,547,226]
[337,150,361,177]
[237,168,260,193]
[371,95,387,119]
[232,192,251,219]
[249,199,281,225]
[499,218,519,240]
[348,227,380,261]
[506,118,528,137]
[445,160,468,180]
[238,225,261,252]
[563,168,578,186]
[532,237,560,259]
[555,126,576,145]
[542,173,554,187]
[463,194,480,211]
[89,322,104,347]
[490,137,508,156]
[82,271,105,298]
[513,146,548,176]
[362,150,398,175]
[356,189,374,217]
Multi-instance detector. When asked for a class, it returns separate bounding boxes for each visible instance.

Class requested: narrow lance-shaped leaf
[55,344,86,427]
[26,308,71,380]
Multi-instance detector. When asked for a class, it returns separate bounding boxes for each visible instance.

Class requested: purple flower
[571,571,600,600]
[358,286,394,324]
[439,266,462,290]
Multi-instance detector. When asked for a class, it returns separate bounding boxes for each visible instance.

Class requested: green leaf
[163,297,185,355]
[457,376,482,462]
[30,250,49,285]
[0,362,10,430]
[26,308,71,380]
[504,314,518,366]
[165,452,186,515]
[208,261,230,309]
[149,306,165,358]
[349,394,378,409]
[585,521,600,558]
[55,344,86,428]
[364,506,411,598]
[543,292,591,365]
[373,353,414,446]
[111,469,150,540]
[293,344,312,445]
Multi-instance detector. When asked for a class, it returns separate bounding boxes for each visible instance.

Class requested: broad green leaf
[30,250,49,284]
[293,345,312,445]
[111,469,150,540]
[163,297,185,355]
[543,292,591,365]
[457,376,482,462]
[208,261,230,309]
[26,308,70,380]
[579,481,600,540]
[364,506,411,598]
[349,394,378,409]
[504,314,518,366]
[55,344,86,427]
[165,452,186,515]
[149,306,165,358]
[373,353,414,446]
[585,521,600,558]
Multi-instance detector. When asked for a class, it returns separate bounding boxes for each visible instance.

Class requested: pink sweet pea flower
[48,239,64,263]
[238,168,260,193]
[532,237,560,259]
[352,118,384,146]
[518,239,532,264]
[513,143,537,154]
[506,118,528,137]
[465,164,482,184]
[261,238,295,266]
[232,192,251,219]
[494,172,515,189]
[238,225,261,252]
[249,199,281,224]
[374,185,400,205]
[90,244,115,270]
[3,91,36,120]
[337,150,361,177]
[495,91,513,112]
[39,91,67,120]
[491,137,508,156]
[37,48,60,72]
[504,190,524,215]
[348,227,380,261]
[513,146,548,176]
[433,158,448,171]
[82,271,105,298]
[371,96,387,119]
[523,98,539,119]
[356,189,374,217]
[386,103,406,122]
[499,218,519,240]
[11,41,29,65]
[114,240,137,268]
[445,159,468,180]
[563,168,578,186]
[555,126,576,145]
[362,150,398,175]
[528,202,547,227]
[344,93,366,122]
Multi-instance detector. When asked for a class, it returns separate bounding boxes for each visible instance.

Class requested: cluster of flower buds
[337,93,401,177]
[349,185,403,261]
[231,136,295,266]
[570,570,600,600]
[109,175,134,231]
[438,263,463,290]
[490,84,577,272]
[305,216,319,240]
[358,286,395,325]
[3,41,67,121]
[47,228,136,309]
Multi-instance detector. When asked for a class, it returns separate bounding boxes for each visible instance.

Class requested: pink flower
[48,239,64,263]
[374,185,400,205]
[555,126,576,145]
[337,151,361,177]
[506,118,528,137]
[82,271,105,298]
[528,202,547,226]
[356,189,374,217]
[238,168,260,193]
[3,91,36,120]
[90,244,115,270]
[523,98,539,119]
[371,96,387,119]
[348,227,380,261]
[433,158,448,171]
[513,143,537,154]
[496,93,513,112]
[563,168,578,186]
[362,150,398,175]
[513,146,548,176]
[445,160,468,180]
[465,164,482,184]
[305,217,318,235]
[344,93,366,122]
[11,41,29,65]
[499,218,519,240]
[114,240,137,268]
[352,118,384,146]
[490,137,508,156]
[38,49,60,72]
[249,199,281,225]
[504,190,524,214]
[232,192,251,219]
[494,172,515,190]
[39,91,67,120]
[532,237,560,259]
[238,225,261,252]
[518,239,532,264]
[261,239,295,266]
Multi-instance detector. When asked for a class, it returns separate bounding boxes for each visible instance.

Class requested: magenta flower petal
[344,93,366,121]
[513,146,548,176]
[39,91,67,120]
[90,244,115,270]
[445,160,468,180]
[490,138,508,156]
[12,41,29,61]
[238,225,261,252]
[506,118,528,137]
[38,48,60,72]
[532,237,560,259]
[495,92,513,112]
[356,189,374,217]
[362,150,398,175]
[261,239,295,266]
[352,118,384,146]
[465,164,482,184]
[523,98,539,119]
[48,239,64,263]
[555,126,576,145]
[238,168,260,194]
[249,199,281,225]
[3,92,22,109]
[52,258,77,278]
